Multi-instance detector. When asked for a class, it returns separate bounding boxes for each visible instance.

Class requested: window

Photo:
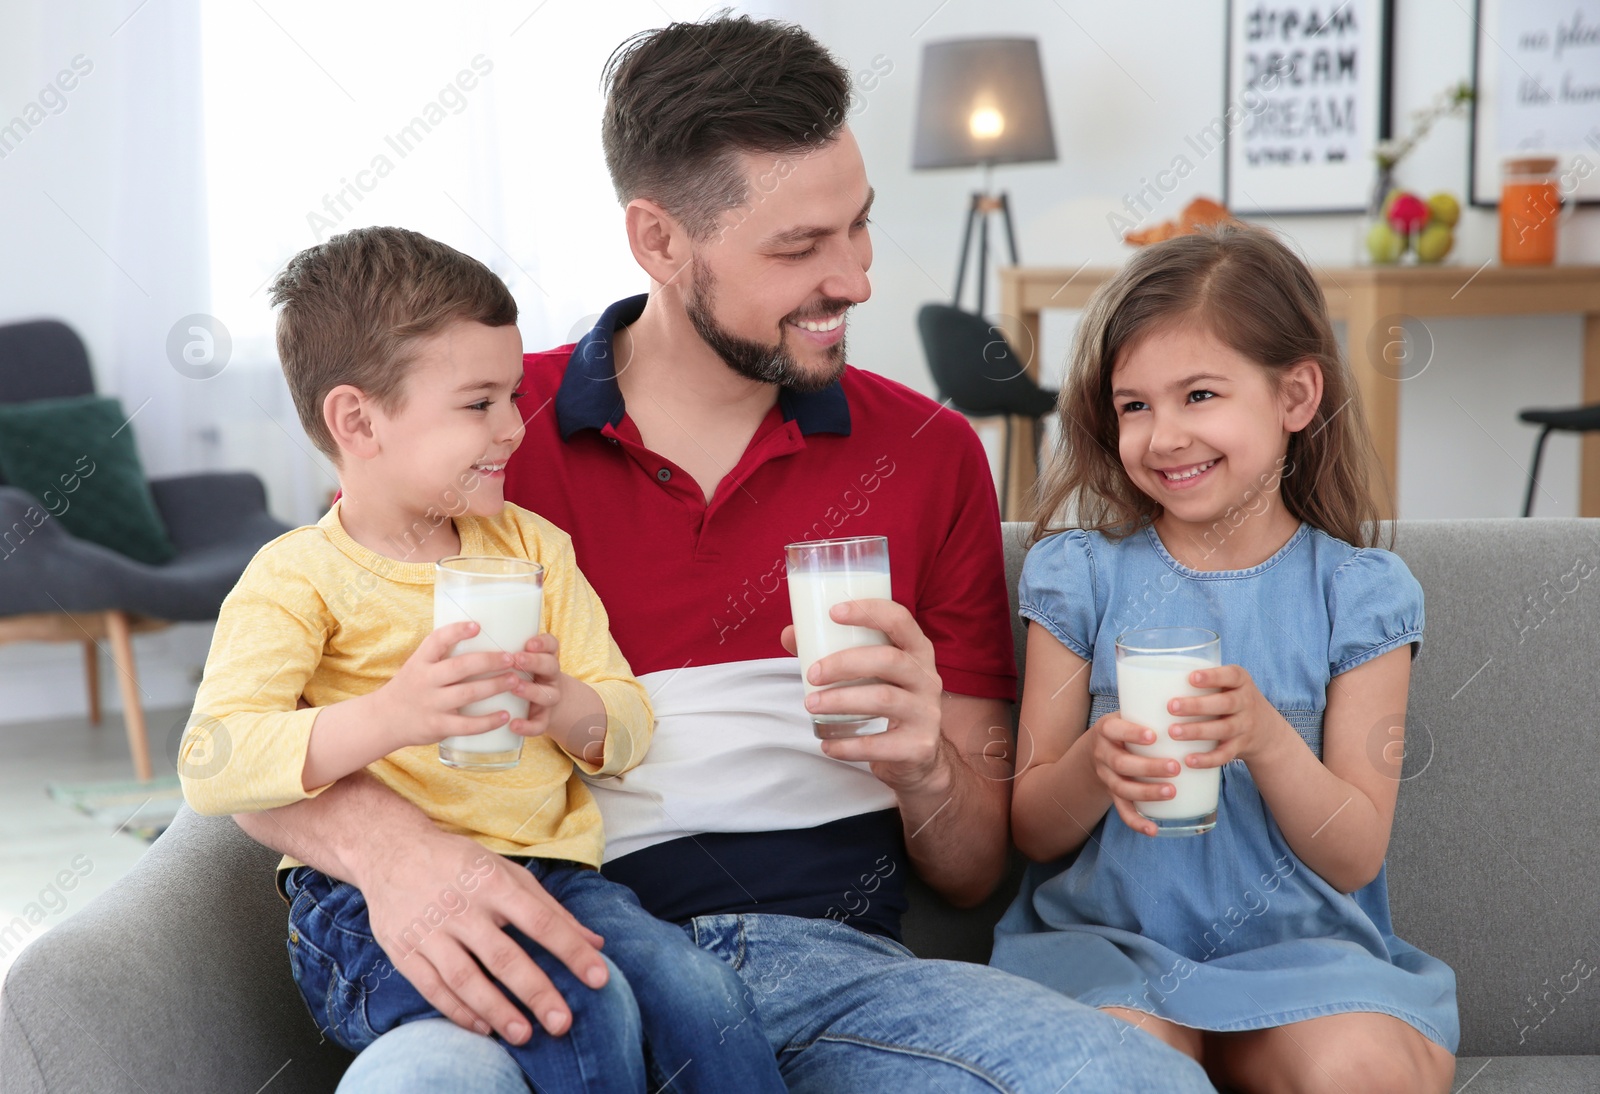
[197,1,657,520]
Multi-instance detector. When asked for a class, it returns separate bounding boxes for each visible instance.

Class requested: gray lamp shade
[912,38,1057,170]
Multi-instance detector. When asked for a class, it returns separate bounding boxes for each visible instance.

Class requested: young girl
[994,225,1458,1093]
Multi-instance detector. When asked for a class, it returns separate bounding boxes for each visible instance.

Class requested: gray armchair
[0,318,289,778]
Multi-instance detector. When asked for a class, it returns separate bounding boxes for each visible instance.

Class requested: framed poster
[1470,0,1600,207]
[1223,1,1393,215]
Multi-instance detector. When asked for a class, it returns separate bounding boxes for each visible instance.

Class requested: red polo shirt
[508,294,1014,938]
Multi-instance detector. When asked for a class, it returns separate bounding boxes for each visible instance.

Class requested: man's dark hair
[601,12,852,239]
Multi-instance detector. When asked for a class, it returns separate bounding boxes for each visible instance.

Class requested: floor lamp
[912,38,1057,316]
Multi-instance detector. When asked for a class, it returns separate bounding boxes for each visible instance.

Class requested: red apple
[1387,192,1428,235]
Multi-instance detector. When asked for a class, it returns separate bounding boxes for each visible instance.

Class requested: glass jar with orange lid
[1499,156,1564,265]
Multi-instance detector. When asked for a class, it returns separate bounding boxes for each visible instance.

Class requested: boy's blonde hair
[1031,224,1387,549]
[269,226,518,459]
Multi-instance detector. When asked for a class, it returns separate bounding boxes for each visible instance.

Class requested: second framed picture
[1469,0,1600,208]
[1223,1,1394,215]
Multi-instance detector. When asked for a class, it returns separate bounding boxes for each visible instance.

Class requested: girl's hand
[1168,664,1285,767]
[1091,710,1182,839]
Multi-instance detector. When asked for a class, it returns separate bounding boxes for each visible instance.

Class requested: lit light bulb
[968,107,1005,139]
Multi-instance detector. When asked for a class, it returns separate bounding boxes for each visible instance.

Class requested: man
[236,15,1213,1093]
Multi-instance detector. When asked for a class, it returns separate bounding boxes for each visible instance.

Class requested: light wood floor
[0,707,185,981]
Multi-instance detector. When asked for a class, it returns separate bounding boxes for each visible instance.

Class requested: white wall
[762,0,1598,520]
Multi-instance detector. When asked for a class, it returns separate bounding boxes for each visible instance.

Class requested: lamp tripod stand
[952,169,1019,315]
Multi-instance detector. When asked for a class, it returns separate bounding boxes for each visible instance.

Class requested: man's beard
[685,254,848,394]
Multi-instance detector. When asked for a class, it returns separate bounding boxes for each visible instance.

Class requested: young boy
[179,226,784,1092]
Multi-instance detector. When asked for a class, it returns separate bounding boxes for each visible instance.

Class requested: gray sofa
[4,519,1597,1092]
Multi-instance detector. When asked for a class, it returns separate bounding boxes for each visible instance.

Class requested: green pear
[1366,221,1404,264]
[1416,223,1454,263]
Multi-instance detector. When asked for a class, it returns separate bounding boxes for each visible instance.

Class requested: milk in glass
[785,536,892,739]
[1117,655,1220,820]
[433,565,542,768]
[1113,626,1222,835]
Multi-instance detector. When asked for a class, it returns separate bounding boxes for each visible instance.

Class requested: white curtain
[196,0,726,524]
[0,0,211,480]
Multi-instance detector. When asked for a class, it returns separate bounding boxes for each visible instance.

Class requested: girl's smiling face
[1111,321,1321,560]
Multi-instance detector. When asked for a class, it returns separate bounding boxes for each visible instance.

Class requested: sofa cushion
[1451,1056,1600,1093]
[1384,519,1600,1058]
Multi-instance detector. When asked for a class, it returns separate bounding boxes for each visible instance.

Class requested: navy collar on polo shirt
[554,294,852,441]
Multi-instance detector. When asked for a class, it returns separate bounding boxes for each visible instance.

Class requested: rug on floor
[47,776,184,843]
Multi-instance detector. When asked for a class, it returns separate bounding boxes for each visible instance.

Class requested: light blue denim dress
[991,523,1460,1050]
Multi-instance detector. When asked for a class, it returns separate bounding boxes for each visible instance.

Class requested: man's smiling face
[683,126,874,393]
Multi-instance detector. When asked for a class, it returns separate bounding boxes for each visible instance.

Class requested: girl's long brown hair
[1030,224,1388,548]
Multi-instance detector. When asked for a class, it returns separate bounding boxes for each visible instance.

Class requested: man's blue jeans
[336,912,1216,1093]
[286,862,785,1093]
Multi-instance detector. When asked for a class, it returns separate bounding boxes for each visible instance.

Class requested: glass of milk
[1114,627,1222,836]
[433,556,544,770]
[785,536,893,739]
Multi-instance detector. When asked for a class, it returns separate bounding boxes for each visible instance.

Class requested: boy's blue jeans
[284,860,786,1093]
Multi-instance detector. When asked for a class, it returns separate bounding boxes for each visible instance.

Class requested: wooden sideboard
[995,263,1600,522]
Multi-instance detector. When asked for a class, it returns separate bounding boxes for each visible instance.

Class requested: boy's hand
[1090,709,1180,839]
[371,621,525,748]
[1166,665,1285,768]
[508,634,565,739]
[509,636,609,768]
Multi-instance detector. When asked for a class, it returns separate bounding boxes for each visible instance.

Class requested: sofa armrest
[0,808,349,1093]
[149,471,288,553]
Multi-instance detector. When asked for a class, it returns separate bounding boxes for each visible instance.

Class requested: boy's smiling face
[367,319,527,524]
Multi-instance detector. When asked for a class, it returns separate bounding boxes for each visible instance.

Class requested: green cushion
[0,395,177,565]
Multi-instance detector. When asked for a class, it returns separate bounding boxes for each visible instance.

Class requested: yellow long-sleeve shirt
[179,501,653,870]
